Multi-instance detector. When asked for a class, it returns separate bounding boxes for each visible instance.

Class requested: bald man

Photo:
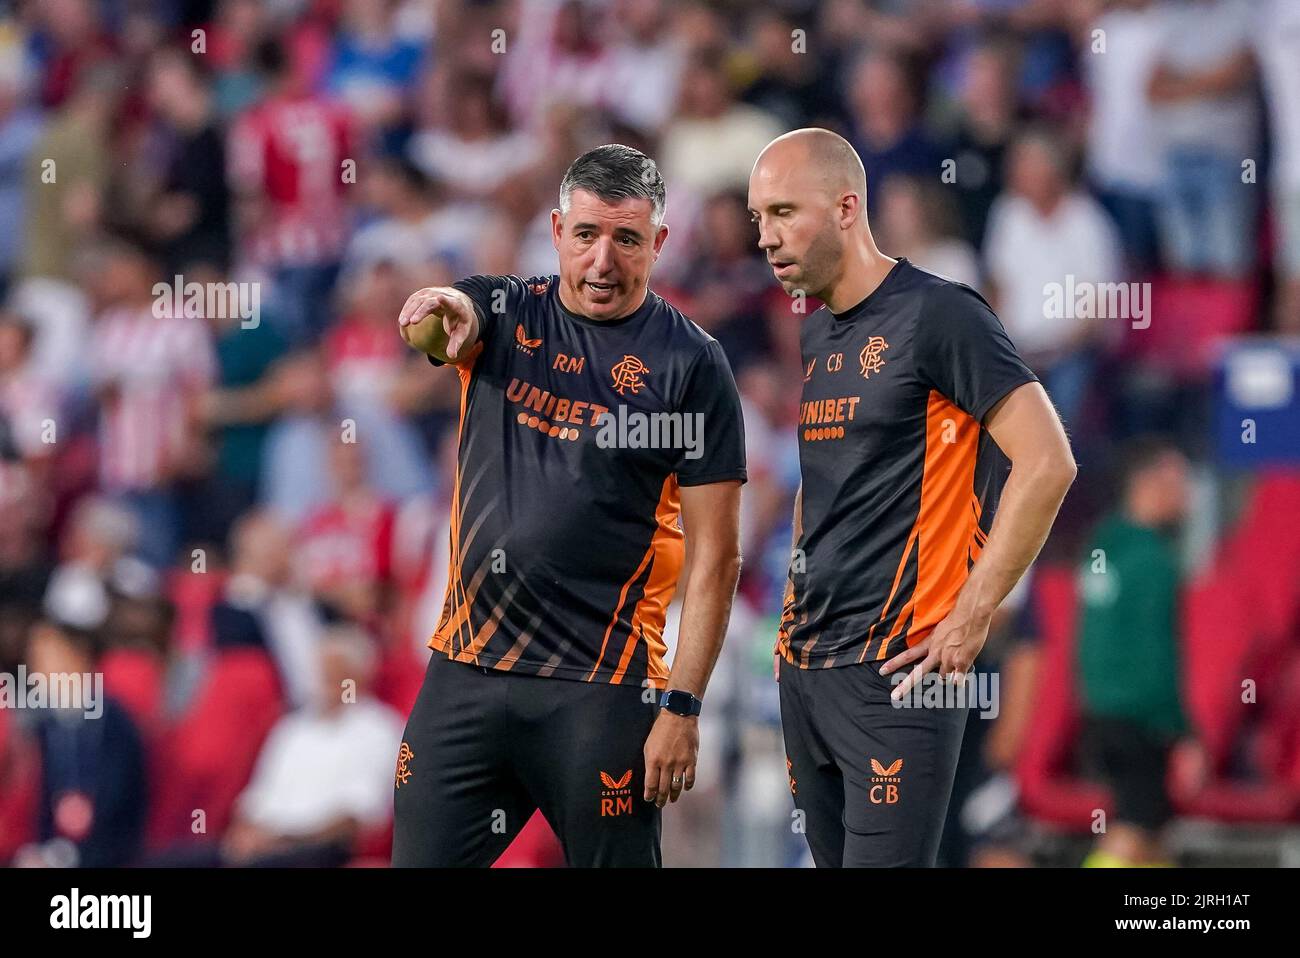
[749,129,1075,867]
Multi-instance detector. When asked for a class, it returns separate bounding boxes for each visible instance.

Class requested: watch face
[662,691,698,715]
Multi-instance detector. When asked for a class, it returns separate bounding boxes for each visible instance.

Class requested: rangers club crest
[859,336,888,379]
[610,354,650,395]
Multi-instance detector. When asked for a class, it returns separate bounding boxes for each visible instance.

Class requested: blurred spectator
[31,0,114,110]
[984,128,1121,429]
[739,9,844,132]
[258,348,339,524]
[194,267,291,546]
[326,262,440,461]
[204,0,273,118]
[0,310,59,476]
[224,510,326,711]
[86,241,215,569]
[1252,0,1300,331]
[339,157,442,284]
[670,190,771,372]
[228,37,353,343]
[0,39,42,299]
[20,63,119,283]
[0,310,59,625]
[43,496,155,633]
[220,625,403,865]
[1076,437,1200,867]
[877,174,982,288]
[497,0,613,125]
[143,48,231,275]
[602,0,687,135]
[1148,0,1258,278]
[941,573,1043,868]
[258,345,428,525]
[408,69,539,201]
[326,0,428,146]
[22,617,147,867]
[660,52,782,201]
[845,48,944,216]
[296,438,396,628]
[1082,0,1165,274]
[949,38,1023,249]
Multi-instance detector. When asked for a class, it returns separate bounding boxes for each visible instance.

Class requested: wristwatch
[658,689,703,717]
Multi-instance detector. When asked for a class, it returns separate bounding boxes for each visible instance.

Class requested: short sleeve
[673,340,748,486]
[426,274,512,367]
[913,281,1038,423]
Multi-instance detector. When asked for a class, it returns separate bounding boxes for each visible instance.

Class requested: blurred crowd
[1,0,1299,868]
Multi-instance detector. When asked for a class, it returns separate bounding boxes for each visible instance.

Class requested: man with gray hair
[393,144,747,867]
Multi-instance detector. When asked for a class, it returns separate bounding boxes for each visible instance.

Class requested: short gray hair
[558,144,667,226]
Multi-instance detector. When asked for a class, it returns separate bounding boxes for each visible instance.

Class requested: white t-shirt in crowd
[910,239,983,291]
[1253,0,1300,192]
[1084,5,1167,191]
[660,105,784,198]
[1150,0,1257,156]
[983,191,1122,357]
[235,697,404,836]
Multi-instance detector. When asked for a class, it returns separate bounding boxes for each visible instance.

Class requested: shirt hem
[428,636,669,689]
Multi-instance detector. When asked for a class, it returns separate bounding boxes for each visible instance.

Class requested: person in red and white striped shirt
[228,37,353,343]
[87,242,215,567]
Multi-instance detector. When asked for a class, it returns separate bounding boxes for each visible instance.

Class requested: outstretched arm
[397,286,481,364]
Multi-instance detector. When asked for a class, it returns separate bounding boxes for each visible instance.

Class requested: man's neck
[821,245,898,315]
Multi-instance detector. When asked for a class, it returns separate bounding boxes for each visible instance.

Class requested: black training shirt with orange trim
[427,274,747,689]
[778,258,1038,669]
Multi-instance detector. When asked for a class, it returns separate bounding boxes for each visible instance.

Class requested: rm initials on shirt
[553,353,586,374]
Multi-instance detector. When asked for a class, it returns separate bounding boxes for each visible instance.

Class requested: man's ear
[652,222,669,258]
[840,192,862,230]
[550,209,563,250]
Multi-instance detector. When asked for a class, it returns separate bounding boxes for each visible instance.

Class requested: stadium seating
[1173,569,1300,820]
[0,709,38,864]
[1015,565,1110,829]
[100,646,166,738]
[493,811,566,868]
[1019,471,1300,828]
[145,647,283,849]
[1121,276,1258,378]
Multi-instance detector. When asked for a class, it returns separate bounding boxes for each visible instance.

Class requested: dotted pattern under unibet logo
[803,426,845,442]
[517,411,580,441]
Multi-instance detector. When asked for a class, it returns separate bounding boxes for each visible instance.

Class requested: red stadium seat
[1014,566,1111,829]
[1218,471,1300,656]
[1122,276,1258,378]
[373,644,426,718]
[166,568,229,656]
[0,709,39,864]
[1170,568,1300,820]
[145,648,283,849]
[100,647,166,738]
[492,810,566,868]
[1180,570,1254,768]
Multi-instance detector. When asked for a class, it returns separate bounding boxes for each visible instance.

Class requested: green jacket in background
[1076,513,1188,739]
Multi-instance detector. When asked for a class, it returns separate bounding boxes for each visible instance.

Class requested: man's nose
[757,223,780,252]
[591,237,616,274]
